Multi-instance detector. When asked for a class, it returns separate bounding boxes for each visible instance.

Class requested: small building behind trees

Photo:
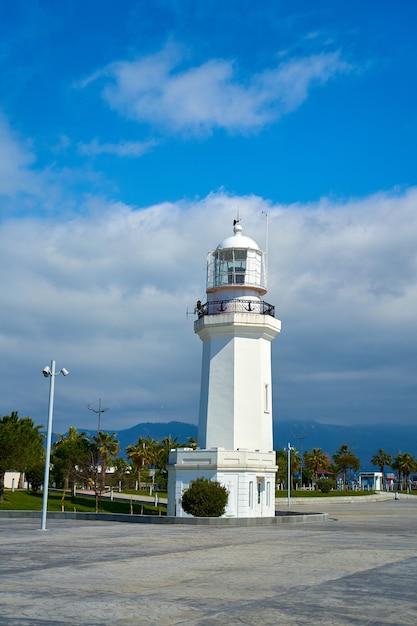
[359,472,383,491]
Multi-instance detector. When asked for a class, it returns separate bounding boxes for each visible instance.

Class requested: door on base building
[224,474,238,516]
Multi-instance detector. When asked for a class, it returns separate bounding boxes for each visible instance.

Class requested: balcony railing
[195,299,275,318]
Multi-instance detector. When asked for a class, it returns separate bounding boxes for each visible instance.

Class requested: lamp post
[87,399,109,508]
[287,443,294,509]
[41,360,69,531]
[87,398,109,433]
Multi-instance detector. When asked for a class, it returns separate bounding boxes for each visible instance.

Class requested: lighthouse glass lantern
[207,224,266,292]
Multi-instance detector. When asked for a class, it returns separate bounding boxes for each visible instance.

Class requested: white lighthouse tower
[167,221,281,517]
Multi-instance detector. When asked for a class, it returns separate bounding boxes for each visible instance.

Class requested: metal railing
[195,299,275,318]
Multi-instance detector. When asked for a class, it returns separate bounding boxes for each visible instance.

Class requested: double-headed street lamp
[87,398,109,433]
[41,360,69,531]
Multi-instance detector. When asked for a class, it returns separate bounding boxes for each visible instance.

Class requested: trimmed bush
[317,478,336,493]
[181,477,228,517]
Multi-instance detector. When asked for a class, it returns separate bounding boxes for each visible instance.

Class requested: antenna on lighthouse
[261,211,269,254]
[262,210,269,272]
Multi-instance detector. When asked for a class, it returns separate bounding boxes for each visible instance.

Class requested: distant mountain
[64,419,416,471]
[115,421,198,452]
[73,421,198,455]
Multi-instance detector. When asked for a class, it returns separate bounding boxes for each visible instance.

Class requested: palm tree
[392,453,417,491]
[126,437,148,488]
[333,444,360,490]
[304,448,329,488]
[92,431,120,492]
[126,436,162,488]
[158,435,179,468]
[371,449,392,489]
[275,449,287,488]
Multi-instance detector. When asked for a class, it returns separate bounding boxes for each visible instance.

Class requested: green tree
[181,477,228,517]
[332,444,360,489]
[52,427,89,490]
[25,462,45,494]
[392,453,417,491]
[371,449,392,489]
[111,457,131,490]
[0,412,44,501]
[304,448,330,487]
[91,431,120,492]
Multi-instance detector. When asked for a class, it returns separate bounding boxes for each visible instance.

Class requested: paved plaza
[0,498,416,625]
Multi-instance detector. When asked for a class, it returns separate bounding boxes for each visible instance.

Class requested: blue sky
[0,0,416,437]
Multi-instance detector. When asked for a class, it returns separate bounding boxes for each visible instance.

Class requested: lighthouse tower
[167,222,281,518]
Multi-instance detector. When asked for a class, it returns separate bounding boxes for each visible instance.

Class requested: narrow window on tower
[264,383,270,413]
[249,481,253,507]
[266,481,271,507]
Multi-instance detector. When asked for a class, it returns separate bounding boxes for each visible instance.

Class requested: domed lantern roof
[216,223,260,252]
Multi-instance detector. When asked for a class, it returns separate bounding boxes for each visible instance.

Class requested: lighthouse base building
[167,223,281,518]
[167,448,277,518]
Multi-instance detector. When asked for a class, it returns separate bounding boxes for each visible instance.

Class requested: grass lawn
[0,490,166,515]
[276,490,377,498]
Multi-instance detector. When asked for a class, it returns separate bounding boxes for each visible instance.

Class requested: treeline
[276,445,417,491]
[1,413,417,502]
[52,430,198,497]
[0,412,196,502]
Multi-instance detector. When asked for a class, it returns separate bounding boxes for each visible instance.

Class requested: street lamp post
[87,398,109,433]
[287,442,294,509]
[87,399,109,507]
[41,360,69,531]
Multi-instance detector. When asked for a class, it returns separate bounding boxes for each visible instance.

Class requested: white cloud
[0,113,75,217]
[85,45,351,134]
[78,138,157,157]
[0,187,416,432]
[0,113,37,196]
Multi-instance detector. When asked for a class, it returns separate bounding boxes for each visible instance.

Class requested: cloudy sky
[1,0,416,435]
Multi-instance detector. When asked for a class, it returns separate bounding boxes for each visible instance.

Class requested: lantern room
[206,222,267,296]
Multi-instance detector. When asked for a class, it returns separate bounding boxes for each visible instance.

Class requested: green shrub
[181,477,228,517]
[317,478,336,493]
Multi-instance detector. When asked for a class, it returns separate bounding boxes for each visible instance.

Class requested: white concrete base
[167,448,277,518]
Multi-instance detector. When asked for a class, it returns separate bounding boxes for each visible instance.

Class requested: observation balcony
[195,298,275,318]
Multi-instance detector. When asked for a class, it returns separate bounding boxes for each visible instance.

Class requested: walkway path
[0,499,416,625]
